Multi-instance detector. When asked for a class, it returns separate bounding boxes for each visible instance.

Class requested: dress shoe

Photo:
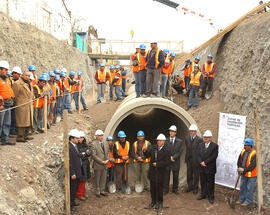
[185,187,193,193]
[100,193,108,197]
[208,198,214,204]
[71,207,77,212]
[193,189,198,194]
[197,195,207,200]
[148,202,156,209]
[96,194,101,198]
[73,202,80,206]
[77,197,86,201]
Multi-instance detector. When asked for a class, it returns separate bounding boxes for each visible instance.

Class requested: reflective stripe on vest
[114,71,122,86]
[33,85,44,108]
[75,78,83,91]
[190,72,201,86]
[204,62,215,78]
[133,140,150,163]
[137,52,147,70]
[68,77,75,93]
[162,59,175,77]
[114,141,130,163]
[97,70,106,83]
[241,149,257,177]
[0,77,15,99]
[107,71,115,84]
[49,82,57,100]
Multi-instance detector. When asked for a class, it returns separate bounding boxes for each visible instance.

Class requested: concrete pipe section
[104,94,200,186]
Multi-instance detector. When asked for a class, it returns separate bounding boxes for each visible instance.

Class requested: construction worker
[95,64,109,104]
[183,59,191,89]
[74,71,88,111]
[160,49,170,98]
[28,65,38,85]
[172,73,185,94]
[197,130,218,204]
[106,136,115,184]
[0,61,16,146]
[184,124,202,194]
[120,66,127,97]
[165,52,176,97]
[113,130,131,191]
[33,75,48,133]
[112,65,123,101]
[237,138,257,207]
[145,42,165,97]
[164,125,183,195]
[190,57,201,74]
[148,134,170,209]
[201,54,215,99]
[107,66,115,100]
[48,71,57,126]
[186,64,204,111]
[132,47,140,84]
[54,68,61,76]
[66,71,77,113]
[132,130,151,191]
[91,129,110,198]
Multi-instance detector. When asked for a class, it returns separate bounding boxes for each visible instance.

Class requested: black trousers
[186,161,199,190]
[70,178,79,207]
[200,172,215,200]
[150,180,163,204]
[164,169,179,192]
[184,76,189,89]
[201,77,214,97]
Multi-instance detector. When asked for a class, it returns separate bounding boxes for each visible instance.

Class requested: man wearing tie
[163,125,183,195]
[148,134,170,210]
[68,129,82,212]
[197,130,218,204]
[184,124,203,194]
[91,129,110,198]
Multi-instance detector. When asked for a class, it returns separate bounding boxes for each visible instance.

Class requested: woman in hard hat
[147,134,170,210]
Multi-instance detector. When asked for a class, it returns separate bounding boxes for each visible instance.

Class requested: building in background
[0,0,71,43]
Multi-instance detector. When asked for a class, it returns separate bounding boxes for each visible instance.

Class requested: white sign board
[215,112,246,188]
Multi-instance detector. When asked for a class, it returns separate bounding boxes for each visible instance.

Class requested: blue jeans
[0,107,11,144]
[122,78,126,94]
[188,87,199,107]
[109,84,114,100]
[10,108,16,133]
[115,85,123,100]
[139,69,147,95]
[74,91,87,110]
[239,175,257,204]
[58,96,63,116]
[63,92,72,112]
[97,83,105,102]
[133,72,141,96]
[161,73,168,98]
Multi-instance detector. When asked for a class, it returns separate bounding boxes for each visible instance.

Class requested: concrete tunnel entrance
[104,97,200,186]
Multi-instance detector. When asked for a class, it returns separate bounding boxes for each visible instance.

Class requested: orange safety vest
[114,71,122,86]
[75,78,83,91]
[114,141,130,164]
[108,148,114,168]
[190,71,202,86]
[137,52,147,70]
[68,77,75,93]
[0,77,15,99]
[189,61,201,74]
[147,49,161,69]
[33,85,44,108]
[184,64,190,77]
[96,70,106,83]
[133,140,151,163]
[240,149,257,177]
[175,77,185,88]
[162,58,175,77]
[203,62,215,78]
[63,78,69,92]
[107,70,115,84]
[48,82,57,100]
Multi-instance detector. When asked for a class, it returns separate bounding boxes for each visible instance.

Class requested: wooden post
[255,109,263,214]
[78,89,81,114]
[63,110,70,215]
[43,96,47,134]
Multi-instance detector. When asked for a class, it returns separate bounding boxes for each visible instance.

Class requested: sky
[67,0,259,52]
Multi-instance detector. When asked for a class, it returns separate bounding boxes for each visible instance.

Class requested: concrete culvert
[104,96,201,185]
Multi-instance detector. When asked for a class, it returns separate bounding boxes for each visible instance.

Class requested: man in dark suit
[184,124,203,194]
[69,129,82,212]
[197,130,218,204]
[148,134,170,210]
[163,125,183,195]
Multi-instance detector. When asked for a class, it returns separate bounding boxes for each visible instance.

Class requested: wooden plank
[175,2,270,67]
[43,96,47,134]
[255,109,263,213]
[63,110,71,215]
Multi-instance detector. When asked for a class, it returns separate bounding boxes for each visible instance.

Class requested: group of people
[0,60,88,145]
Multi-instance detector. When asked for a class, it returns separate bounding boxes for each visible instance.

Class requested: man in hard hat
[0,60,16,145]
[148,134,170,209]
[145,42,165,97]
[190,57,201,74]
[106,136,115,184]
[135,44,147,97]
[113,130,131,191]
[12,71,33,143]
[64,71,77,113]
[112,65,123,101]
[74,71,88,111]
[186,64,204,111]
[95,64,109,104]
[201,54,215,99]
[107,66,115,100]
[172,73,185,94]
[236,138,257,207]
[163,125,183,195]
[90,129,110,198]
[197,130,218,204]
[28,65,38,85]
[183,59,191,90]
[58,72,66,117]
[132,130,151,191]
[184,124,202,194]
[68,129,82,212]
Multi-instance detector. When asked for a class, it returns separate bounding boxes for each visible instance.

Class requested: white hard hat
[156,133,166,141]
[0,60,9,70]
[169,125,177,132]
[29,72,35,80]
[95,129,104,136]
[79,130,85,137]
[68,129,80,138]
[61,68,67,73]
[189,124,198,131]
[203,130,213,137]
[12,66,22,75]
